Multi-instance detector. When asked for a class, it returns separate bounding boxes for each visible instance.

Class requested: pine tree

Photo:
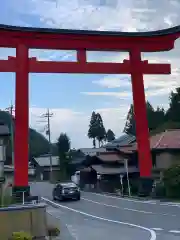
[106,129,115,142]
[56,133,71,180]
[166,87,180,122]
[124,102,160,135]
[88,112,106,147]
[96,113,106,147]
[123,104,136,135]
[88,111,98,148]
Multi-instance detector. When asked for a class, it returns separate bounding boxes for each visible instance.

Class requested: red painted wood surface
[0,58,171,74]
[130,49,152,177]
[14,44,29,186]
[0,27,178,51]
[0,25,179,186]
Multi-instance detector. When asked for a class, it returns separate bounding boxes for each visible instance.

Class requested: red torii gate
[0,24,179,196]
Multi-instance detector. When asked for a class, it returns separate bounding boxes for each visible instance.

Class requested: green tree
[166,87,180,122]
[88,111,98,148]
[56,133,71,180]
[123,104,136,135]
[106,129,115,142]
[95,113,106,147]
[153,107,165,129]
[146,101,156,131]
[123,101,162,135]
[163,164,180,198]
[0,110,58,164]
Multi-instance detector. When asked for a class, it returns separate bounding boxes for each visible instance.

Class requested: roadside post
[120,174,124,197]
[124,158,131,197]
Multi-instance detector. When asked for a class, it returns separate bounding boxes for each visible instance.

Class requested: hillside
[0,110,57,164]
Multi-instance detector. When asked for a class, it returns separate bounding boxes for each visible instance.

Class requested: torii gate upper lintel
[0,24,179,196]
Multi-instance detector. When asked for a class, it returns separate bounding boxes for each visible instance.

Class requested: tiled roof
[98,152,124,162]
[91,165,139,175]
[119,129,180,152]
[34,155,59,166]
[105,134,136,149]
[150,129,180,149]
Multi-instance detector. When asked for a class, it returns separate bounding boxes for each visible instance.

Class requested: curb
[83,190,180,204]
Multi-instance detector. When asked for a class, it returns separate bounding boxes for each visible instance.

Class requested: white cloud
[89,38,180,99]
[81,91,131,98]
[2,0,180,148]
[29,106,128,148]
[27,0,180,31]
[92,75,131,88]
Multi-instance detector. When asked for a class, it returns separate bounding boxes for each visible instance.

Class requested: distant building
[4,164,36,185]
[104,133,136,149]
[79,147,106,156]
[118,129,180,179]
[30,154,60,181]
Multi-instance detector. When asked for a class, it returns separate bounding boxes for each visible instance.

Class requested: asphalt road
[30,182,180,240]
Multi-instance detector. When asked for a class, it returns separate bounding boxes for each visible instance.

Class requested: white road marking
[85,192,180,208]
[145,201,157,204]
[160,203,180,207]
[42,197,156,240]
[169,230,180,234]
[151,228,163,231]
[82,191,147,203]
[81,197,177,217]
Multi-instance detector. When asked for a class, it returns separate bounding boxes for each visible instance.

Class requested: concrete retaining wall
[0,203,47,240]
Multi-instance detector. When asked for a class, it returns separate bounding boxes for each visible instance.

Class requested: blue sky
[0,0,180,148]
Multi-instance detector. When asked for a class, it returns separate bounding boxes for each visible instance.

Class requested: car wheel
[76,195,81,201]
[53,195,56,201]
[58,195,63,201]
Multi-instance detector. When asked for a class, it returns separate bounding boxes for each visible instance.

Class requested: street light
[0,123,10,206]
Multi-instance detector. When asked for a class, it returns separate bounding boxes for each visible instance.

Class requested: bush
[47,226,60,237]
[163,164,180,198]
[152,183,166,198]
[0,189,13,207]
[10,231,32,240]
[130,180,139,195]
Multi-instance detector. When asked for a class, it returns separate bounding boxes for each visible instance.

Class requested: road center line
[81,197,176,217]
[169,230,180,233]
[42,197,156,240]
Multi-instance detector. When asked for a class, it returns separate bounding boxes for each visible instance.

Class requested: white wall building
[79,148,106,156]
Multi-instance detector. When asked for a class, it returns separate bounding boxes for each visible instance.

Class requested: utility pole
[5,102,14,166]
[41,109,53,182]
[124,159,131,197]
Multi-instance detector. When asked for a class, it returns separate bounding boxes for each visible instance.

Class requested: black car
[53,182,81,201]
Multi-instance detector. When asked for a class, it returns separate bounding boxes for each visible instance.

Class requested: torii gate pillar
[13,44,30,198]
